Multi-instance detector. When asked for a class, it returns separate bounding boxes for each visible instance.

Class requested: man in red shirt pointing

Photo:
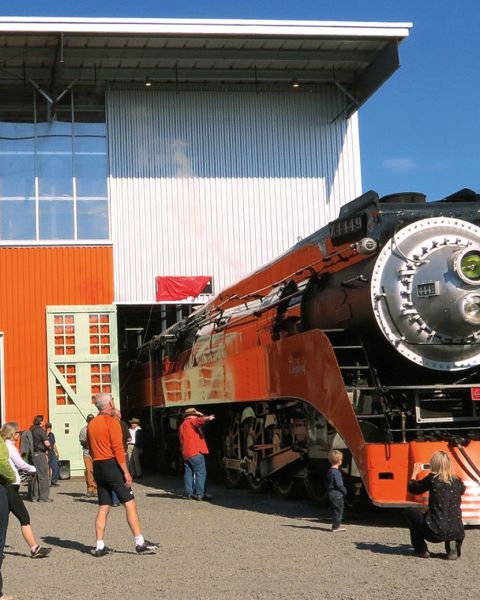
[179,407,215,501]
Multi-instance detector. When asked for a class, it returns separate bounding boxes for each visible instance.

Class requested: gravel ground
[3,475,479,600]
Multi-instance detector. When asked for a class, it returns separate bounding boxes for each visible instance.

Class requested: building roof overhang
[0,17,412,117]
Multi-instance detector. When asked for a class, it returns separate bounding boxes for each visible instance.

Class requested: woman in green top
[0,435,15,600]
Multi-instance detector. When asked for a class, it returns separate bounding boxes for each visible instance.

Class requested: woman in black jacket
[405,450,465,559]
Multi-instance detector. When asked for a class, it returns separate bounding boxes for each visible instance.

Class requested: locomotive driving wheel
[223,411,244,488]
[272,475,303,499]
[242,415,269,493]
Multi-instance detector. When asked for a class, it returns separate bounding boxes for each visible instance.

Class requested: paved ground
[2,475,480,600]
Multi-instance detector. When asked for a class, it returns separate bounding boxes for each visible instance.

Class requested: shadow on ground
[135,473,404,528]
[56,492,97,504]
[41,536,137,556]
[355,541,452,560]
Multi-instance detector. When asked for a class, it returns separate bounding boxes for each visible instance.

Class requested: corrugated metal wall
[107,90,361,303]
[0,246,114,428]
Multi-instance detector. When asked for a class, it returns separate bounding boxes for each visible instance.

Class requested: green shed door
[46,306,119,475]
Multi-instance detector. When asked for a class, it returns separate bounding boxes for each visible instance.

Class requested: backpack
[20,429,34,464]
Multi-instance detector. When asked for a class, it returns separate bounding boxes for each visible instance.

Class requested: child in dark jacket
[327,449,347,532]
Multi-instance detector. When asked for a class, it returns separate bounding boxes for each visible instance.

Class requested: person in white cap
[178,408,215,500]
[127,418,144,479]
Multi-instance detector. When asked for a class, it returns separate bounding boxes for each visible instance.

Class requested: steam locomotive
[122,188,480,522]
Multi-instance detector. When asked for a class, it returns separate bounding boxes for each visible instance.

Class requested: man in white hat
[178,408,215,500]
[127,418,143,479]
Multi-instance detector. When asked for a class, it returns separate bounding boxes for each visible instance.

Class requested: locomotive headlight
[455,249,480,284]
[461,294,480,325]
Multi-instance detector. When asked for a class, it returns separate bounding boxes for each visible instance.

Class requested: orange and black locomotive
[123,188,480,522]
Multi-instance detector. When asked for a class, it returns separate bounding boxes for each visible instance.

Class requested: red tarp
[155,276,212,301]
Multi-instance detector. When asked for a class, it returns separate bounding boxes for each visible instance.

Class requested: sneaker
[203,493,213,501]
[332,527,346,532]
[31,546,52,559]
[135,540,159,554]
[90,547,112,557]
[38,498,53,503]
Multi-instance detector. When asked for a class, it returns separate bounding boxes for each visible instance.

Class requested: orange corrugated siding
[0,246,114,428]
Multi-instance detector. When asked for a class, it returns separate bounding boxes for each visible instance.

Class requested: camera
[422,463,431,470]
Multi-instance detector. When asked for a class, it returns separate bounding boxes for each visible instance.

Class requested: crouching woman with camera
[405,450,465,559]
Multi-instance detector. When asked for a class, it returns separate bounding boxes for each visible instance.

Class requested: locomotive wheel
[304,469,328,505]
[246,474,269,493]
[272,476,303,499]
[241,415,269,493]
[226,468,244,488]
[224,412,244,489]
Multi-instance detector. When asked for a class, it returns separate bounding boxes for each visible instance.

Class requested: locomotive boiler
[123,188,480,522]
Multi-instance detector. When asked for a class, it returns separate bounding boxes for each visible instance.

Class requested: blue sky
[1,1,479,201]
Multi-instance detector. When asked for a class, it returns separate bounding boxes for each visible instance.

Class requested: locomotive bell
[371,217,480,371]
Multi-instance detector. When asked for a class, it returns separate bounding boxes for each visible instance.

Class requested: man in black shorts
[87,393,158,557]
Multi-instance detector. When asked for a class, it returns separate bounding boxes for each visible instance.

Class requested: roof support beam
[0,43,375,64]
[0,65,357,84]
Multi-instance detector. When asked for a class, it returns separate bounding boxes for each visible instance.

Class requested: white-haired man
[87,392,158,557]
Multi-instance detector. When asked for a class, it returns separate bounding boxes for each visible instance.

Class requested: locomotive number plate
[416,281,440,298]
[330,213,367,244]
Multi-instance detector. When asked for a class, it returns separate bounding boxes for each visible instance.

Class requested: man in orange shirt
[87,392,158,557]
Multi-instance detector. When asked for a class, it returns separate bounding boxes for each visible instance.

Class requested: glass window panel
[74,136,106,153]
[0,89,34,123]
[74,122,106,136]
[0,121,34,140]
[0,199,36,240]
[77,199,109,240]
[0,148,35,198]
[37,136,73,198]
[36,119,72,136]
[75,150,107,197]
[0,136,34,153]
[39,199,74,240]
[73,89,105,127]
[37,134,72,153]
[54,106,72,124]
[0,87,109,243]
